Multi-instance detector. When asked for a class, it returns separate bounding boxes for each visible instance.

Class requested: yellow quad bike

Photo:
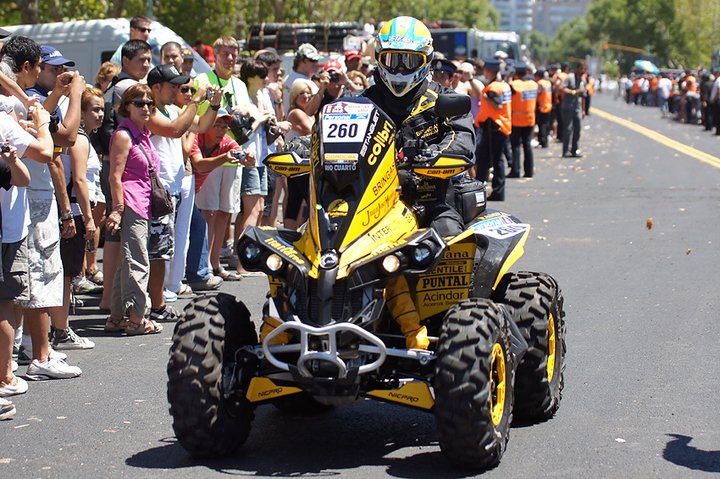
[167,95,566,469]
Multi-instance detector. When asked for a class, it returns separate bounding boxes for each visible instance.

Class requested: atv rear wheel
[434,299,515,469]
[493,272,566,421]
[167,293,258,457]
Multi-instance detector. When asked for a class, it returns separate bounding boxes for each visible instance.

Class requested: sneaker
[0,398,16,420]
[25,358,82,380]
[51,327,95,350]
[11,360,17,373]
[163,289,178,303]
[187,275,223,291]
[150,305,183,323]
[17,345,68,365]
[72,276,103,294]
[0,376,28,396]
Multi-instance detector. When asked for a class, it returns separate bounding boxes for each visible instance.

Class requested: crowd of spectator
[619,69,720,135]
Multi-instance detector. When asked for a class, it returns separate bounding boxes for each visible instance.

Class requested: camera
[329,72,341,83]
[0,143,11,153]
[233,150,246,162]
[205,90,215,101]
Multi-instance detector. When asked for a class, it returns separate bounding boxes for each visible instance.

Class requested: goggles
[378,50,428,74]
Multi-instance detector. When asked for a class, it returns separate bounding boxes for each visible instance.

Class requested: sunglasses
[180,86,197,94]
[131,99,155,109]
[134,26,152,33]
[378,51,427,74]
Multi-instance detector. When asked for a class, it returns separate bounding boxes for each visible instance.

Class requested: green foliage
[548,17,593,64]
[522,30,551,65]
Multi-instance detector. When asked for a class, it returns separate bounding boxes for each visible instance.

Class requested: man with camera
[318,59,363,108]
[145,64,222,320]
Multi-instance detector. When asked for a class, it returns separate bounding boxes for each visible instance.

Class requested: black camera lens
[329,73,340,83]
[0,143,11,153]
[233,151,246,161]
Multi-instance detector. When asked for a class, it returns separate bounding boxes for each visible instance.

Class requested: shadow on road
[125,404,495,478]
[663,434,720,473]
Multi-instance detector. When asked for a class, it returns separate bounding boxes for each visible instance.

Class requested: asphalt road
[1,92,719,478]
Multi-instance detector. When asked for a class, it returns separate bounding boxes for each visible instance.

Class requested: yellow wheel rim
[547,313,556,382]
[490,342,506,427]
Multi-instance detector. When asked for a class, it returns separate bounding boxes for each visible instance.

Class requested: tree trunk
[108,0,127,18]
[18,0,39,24]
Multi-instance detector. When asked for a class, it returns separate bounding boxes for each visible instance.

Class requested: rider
[362,16,475,350]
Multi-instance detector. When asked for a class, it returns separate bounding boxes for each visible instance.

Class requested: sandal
[104,316,126,333]
[124,318,163,335]
[213,267,242,281]
[87,269,104,286]
[178,284,195,297]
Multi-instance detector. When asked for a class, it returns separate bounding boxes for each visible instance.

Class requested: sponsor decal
[387,392,419,403]
[360,193,394,227]
[359,111,380,157]
[479,223,530,240]
[367,120,393,166]
[325,163,357,172]
[472,215,515,233]
[258,387,284,397]
[416,123,439,138]
[328,199,349,218]
[372,166,396,196]
[325,153,358,162]
[264,237,306,265]
[521,89,538,100]
[367,224,392,242]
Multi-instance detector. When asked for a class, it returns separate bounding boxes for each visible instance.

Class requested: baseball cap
[345,49,362,61]
[0,27,10,39]
[147,64,190,87]
[41,45,75,67]
[323,58,345,73]
[297,43,322,61]
[431,58,456,75]
[215,108,233,120]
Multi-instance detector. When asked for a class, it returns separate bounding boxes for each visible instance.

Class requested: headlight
[381,254,401,273]
[411,245,432,266]
[242,242,262,262]
[266,253,284,272]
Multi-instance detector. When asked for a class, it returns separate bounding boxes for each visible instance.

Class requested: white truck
[429,28,521,61]
[2,18,210,80]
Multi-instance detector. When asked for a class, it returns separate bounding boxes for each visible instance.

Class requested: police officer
[362,16,475,350]
[508,63,537,178]
[430,58,457,89]
[535,69,553,148]
[475,59,511,201]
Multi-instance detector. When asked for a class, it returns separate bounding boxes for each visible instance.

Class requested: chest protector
[537,79,553,113]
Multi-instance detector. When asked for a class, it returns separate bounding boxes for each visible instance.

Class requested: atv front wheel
[167,293,258,457]
[434,299,515,469]
[493,271,566,421]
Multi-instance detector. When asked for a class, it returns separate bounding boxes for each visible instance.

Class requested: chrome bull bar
[262,322,388,378]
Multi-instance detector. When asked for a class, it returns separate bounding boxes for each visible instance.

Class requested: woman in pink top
[104,84,163,335]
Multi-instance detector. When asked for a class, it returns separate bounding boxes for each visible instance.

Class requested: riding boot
[385,276,429,350]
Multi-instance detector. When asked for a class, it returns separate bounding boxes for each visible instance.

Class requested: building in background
[533,0,591,37]
[490,0,535,32]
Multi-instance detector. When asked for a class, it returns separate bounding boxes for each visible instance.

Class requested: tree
[548,17,593,64]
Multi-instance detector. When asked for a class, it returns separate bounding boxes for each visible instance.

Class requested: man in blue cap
[27,45,85,148]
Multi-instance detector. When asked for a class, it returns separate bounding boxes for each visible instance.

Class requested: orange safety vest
[537,79,553,113]
[650,77,658,92]
[685,75,697,93]
[510,78,538,127]
[632,78,641,94]
[476,80,512,136]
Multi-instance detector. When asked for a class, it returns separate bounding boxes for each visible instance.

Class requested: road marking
[593,108,720,169]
